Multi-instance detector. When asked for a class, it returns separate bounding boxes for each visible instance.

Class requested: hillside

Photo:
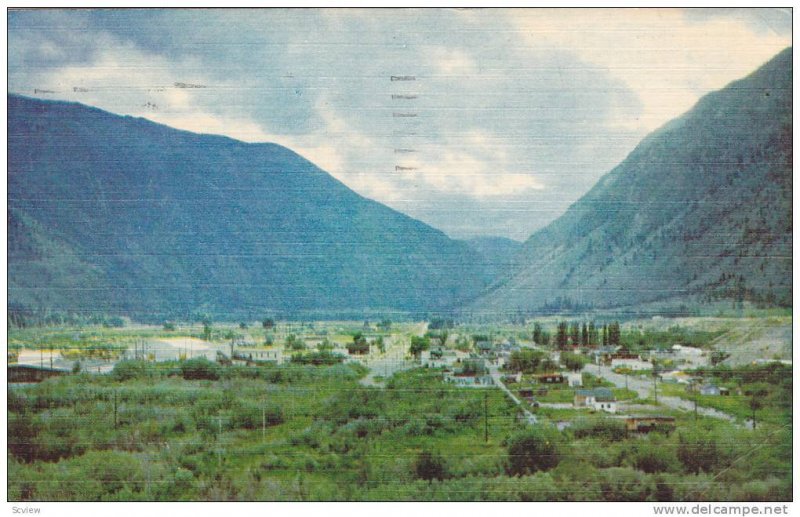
[476,47,792,315]
[8,95,490,321]
[462,236,523,280]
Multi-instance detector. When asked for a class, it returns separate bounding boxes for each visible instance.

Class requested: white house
[566,372,583,387]
[574,388,617,413]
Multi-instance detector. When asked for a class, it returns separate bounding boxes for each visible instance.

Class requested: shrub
[571,417,627,442]
[180,358,221,381]
[112,360,151,381]
[231,402,283,429]
[633,445,678,474]
[506,427,561,475]
[291,351,345,365]
[677,430,719,474]
[413,450,448,481]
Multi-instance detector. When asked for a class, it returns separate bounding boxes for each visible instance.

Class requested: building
[625,415,676,434]
[574,387,617,413]
[9,364,70,383]
[699,384,721,396]
[234,347,284,365]
[535,373,565,384]
[443,371,494,387]
[565,372,583,387]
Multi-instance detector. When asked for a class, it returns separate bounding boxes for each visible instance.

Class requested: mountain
[462,236,523,280]
[8,95,490,321]
[475,47,792,315]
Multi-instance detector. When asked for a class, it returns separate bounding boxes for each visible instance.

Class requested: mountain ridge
[8,94,490,321]
[474,47,792,314]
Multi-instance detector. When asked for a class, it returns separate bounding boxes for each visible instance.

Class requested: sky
[7,8,792,240]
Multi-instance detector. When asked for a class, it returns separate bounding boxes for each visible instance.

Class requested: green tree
[561,352,588,372]
[556,321,569,350]
[409,335,430,359]
[413,450,447,481]
[348,332,370,355]
[581,323,589,347]
[506,428,561,475]
[588,321,598,347]
[508,349,546,373]
[570,322,580,346]
[262,318,275,330]
[532,323,543,345]
[608,322,621,347]
[180,358,220,381]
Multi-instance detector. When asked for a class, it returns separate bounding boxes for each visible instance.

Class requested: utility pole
[653,375,658,405]
[217,416,223,466]
[484,391,489,443]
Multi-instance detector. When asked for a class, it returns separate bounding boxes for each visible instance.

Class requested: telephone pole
[484,391,489,443]
[653,375,658,405]
[217,416,223,466]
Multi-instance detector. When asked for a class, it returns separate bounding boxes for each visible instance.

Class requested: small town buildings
[234,347,285,365]
[574,387,617,413]
[502,372,522,384]
[519,387,535,399]
[476,341,494,356]
[535,373,565,384]
[699,384,721,396]
[565,372,583,387]
[8,364,70,383]
[661,370,692,384]
[625,415,676,434]
[443,371,494,387]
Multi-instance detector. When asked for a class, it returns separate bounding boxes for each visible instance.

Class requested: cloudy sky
[8,8,791,240]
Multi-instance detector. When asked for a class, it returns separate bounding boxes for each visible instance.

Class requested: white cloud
[8,8,791,240]
[510,8,791,132]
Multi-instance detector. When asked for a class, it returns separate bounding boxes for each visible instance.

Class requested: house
[9,364,70,383]
[518,388,535,400]
[574,387,617,413]
[591,346,620,365]
[234,347,285,365]
[476,341,494,356]
[661,370,692,384]
[535,373,565,384]
[502,372,522,384]
[444,371,494,387]
[566,372,583,387]
[672,345,703,356]
[699,384,721,396]
[625,415,676,434]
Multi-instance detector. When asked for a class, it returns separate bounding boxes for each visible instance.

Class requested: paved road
[489,365,538,425]
[586,363,751,427]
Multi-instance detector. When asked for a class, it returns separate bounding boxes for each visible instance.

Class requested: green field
[7,321,792,502]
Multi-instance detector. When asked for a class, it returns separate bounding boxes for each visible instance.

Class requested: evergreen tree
[581,322,589,347]
[556,321,569,350]
[532,323,543,345]
[569,322,580,346]
[608,321,621,347]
